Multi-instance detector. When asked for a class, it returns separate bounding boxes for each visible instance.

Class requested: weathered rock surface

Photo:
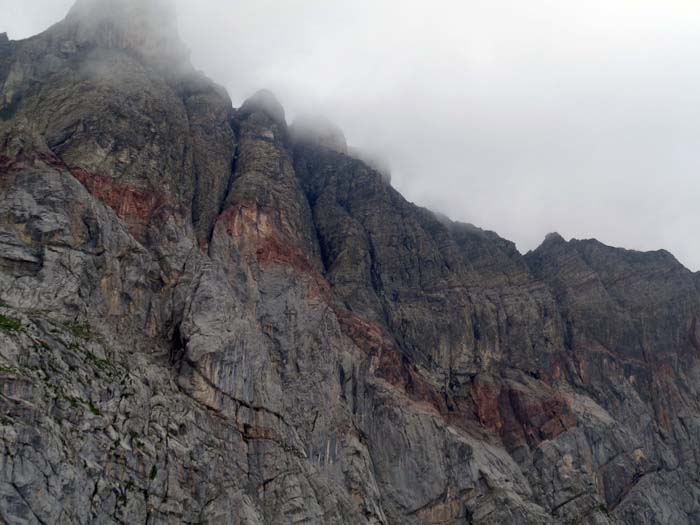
[2,1,700,523]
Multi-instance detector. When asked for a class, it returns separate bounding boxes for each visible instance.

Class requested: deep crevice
[169,322,186,369]
[205,129,240,249]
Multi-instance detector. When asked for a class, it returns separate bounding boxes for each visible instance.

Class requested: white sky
[3,0,700,270]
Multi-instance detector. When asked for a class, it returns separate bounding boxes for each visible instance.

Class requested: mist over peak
[63,0,187,67]
[290,114,347,154]
[238,88,287,128]
[67,0,176,24]
[289,114,397,183]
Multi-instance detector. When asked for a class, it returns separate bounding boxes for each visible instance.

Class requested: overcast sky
[3,0,699,270]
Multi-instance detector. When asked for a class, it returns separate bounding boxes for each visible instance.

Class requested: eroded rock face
[2,2,700,524]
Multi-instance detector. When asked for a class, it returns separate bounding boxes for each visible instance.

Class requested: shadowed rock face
[2,2,700,524]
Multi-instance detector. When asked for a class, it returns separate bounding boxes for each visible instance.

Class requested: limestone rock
[1,1,700,524]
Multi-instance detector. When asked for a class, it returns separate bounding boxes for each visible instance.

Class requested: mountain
[1,1,699,523]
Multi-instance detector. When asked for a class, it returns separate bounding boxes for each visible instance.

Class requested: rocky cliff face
[1,2,700,524]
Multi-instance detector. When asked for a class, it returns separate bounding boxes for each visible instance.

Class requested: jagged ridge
[1,2,700,524]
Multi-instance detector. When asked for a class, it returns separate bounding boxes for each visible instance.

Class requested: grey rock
[1,1,700,524]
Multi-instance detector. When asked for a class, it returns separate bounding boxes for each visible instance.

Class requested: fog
[3,0,700,269]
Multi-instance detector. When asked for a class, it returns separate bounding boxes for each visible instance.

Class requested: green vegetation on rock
[0,314,23,333]
[64,322,92,340]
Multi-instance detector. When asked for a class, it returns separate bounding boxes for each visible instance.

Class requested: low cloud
[4,0,700,269]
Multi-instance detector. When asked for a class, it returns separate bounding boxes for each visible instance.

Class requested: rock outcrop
[2,1,700,524]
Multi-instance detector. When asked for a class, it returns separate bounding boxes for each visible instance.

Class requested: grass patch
[64,394,102,416]
[129,430,144,449]
[64,322,91,340]
[48,384,102,416]
[0,314,23,333]
[0,364,22,376]
[34,340,51,351]
[83,350,115,374]
[595,504,611,517]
